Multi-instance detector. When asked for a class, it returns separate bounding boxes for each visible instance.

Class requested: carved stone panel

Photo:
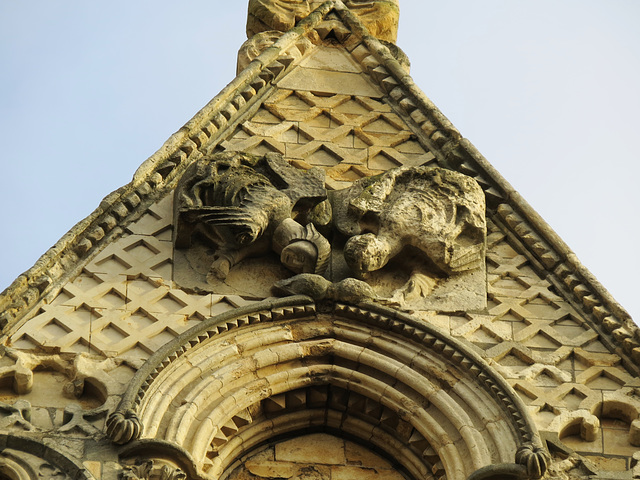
[173,152,486,310]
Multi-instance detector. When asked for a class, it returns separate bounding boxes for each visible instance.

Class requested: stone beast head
[336,166,486,278]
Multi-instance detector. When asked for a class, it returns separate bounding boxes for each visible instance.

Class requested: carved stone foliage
[0,450,68,480]
[247,0,400,43]
[173,152,487,309]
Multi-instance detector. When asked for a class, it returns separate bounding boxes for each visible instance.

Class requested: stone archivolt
[107,299,542,480]
[0,1,638,480]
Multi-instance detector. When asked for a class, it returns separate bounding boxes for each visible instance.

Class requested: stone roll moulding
[105,297,546,480]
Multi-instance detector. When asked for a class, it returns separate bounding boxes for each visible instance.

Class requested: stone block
[630,419,640,446]
[246,460,298,478]
[331,466,405,480]
[602,419,638,456]
[84,461,102,480]
[584,455,628,472]
[300,46,363,73]
[277,68,382,97]
[275,433,346,465]
[345,442,392,468]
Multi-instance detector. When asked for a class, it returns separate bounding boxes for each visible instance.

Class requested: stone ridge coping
[106,295,542,453]
[0,0,636,357]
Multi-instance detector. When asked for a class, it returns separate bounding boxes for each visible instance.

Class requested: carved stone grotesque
[332,165,486,277]
[174,152,330,284]
[247,0,400,43]
[174,155,486,308]
[272,218,330,274]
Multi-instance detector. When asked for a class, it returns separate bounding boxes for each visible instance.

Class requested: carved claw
[208,258,231,283]
[106,410,142,445]
[515,444,549,479]
[274,274,376,303]
[273,274,330,300]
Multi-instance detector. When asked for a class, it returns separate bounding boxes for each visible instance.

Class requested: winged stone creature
[331,165,486,299]
[174,152,330,283]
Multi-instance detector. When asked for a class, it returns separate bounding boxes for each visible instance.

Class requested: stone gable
[0,2,637,480]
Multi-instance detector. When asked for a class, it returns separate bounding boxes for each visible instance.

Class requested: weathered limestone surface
[247,0,400,43]
[1,1,637,480]
[227,433,406,479]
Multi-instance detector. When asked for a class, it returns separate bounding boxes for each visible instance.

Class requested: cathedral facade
[1,2,638,479]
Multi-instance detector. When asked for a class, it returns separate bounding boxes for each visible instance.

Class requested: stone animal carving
[174,152,330,282]
[331,166,486,295]
[247,0,400,43]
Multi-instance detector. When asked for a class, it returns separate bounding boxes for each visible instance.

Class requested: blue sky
[1,1,638,322]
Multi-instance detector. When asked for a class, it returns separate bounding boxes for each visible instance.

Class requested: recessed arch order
[106,296,546,480]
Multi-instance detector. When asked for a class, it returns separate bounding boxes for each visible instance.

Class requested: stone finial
[247,0,311,38]
[106,410,142,445]
[247,0,401,43]
[515,444,550,479]
[342,0,400,43]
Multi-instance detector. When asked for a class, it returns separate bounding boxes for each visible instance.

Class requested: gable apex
[0,10,634,380]
[1,3,636,361]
